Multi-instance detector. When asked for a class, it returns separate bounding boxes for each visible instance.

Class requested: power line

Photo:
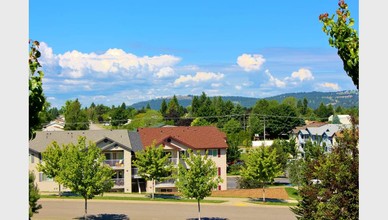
[43,113,331,126]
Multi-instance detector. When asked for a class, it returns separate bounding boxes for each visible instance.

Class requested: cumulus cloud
[318,82,340,90]
[291,68,314,81]
[40,43,181,79]
[174,72,224,86]
[156,67,175,78]
[39,42,58,67]
[265,70,286,88]
[57,48,181,78]
[237,54,266,72]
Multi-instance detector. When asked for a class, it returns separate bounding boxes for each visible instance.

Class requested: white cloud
[39,42,58,67]
[41,43,181,79]
[237,54,266,72]
[174,72,224,86]
[156,67,175,78]
[235,85,242,90]
[318,82,340,90]
[211,83,222,88]
[291,68,314,81]
[265,70,286,88]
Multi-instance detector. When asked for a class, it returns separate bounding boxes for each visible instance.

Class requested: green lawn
[40,194,226,204]
[285,187,301,200]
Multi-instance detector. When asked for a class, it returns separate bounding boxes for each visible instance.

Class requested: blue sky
[29,0,359,108]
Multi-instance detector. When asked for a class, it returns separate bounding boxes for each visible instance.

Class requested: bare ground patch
[211,187,289,200]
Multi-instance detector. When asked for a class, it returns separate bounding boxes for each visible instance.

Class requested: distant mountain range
[130,90,359,110]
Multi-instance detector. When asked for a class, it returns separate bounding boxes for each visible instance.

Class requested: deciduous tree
[240,147,282,202]
[59,136,114,218]
[37,142,64,196]
[29,40,46,140]
[319,0,359,89]
[291,119,359,219]
[133,142,173,199]
[175,150,222,220]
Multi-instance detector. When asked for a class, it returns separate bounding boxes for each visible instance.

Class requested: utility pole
[263,116,266,143]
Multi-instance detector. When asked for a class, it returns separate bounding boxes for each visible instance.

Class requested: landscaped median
[40,192,227,204]
[40,186,299,206]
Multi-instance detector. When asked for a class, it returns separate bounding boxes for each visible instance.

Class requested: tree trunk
[152,178,155,199]
[84,198,88,219]
[262,186,266,202]
[137,179,141,194]
[197,199,201,220]
[58,184,62,197]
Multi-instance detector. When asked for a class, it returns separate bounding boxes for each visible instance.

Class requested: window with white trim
[39,172,53,182]
[207,149,217,157]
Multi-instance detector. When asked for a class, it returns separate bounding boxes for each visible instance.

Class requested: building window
[218,167,221,176]
[29,153,34,164]
[39,172,53,182]
[208,149,217,157]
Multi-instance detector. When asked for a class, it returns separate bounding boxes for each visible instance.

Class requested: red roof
[138,126,228,150]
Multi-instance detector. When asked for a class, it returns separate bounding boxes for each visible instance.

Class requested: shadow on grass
[186,217,229,220]
[74,213,129,220]
[146,193,181,200]
[248,197,287,203]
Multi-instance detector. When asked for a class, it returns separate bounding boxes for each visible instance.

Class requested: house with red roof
[137,126,228,192]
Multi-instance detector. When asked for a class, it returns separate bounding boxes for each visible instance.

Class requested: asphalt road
[32,199,296,220]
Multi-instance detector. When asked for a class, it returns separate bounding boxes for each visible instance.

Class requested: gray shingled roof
[306,124,351,137]
[29,130,133,153]
[128,131,143,152]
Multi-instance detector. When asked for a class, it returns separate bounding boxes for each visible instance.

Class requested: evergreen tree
[64,99,89,130]
[110,106,127,126]
[175,149,222,220]
[160,99,167,116]
[29,171,42,219]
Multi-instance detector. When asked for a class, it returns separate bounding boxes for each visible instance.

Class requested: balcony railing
[112,178,124,186]
[104,159,124,168]
[132,168,142,178]
[168,158,178,164]
[156,178,176,187]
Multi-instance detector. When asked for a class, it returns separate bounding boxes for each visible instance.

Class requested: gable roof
[292,121,328,134]
[29,130,133,153]
[137,126,228,150]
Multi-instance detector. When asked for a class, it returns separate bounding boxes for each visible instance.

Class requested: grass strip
[40,195,226,204]
[248,201,298,206]
[284,187,301,200]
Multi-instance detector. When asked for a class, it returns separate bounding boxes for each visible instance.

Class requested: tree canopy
[319,0,359,89]
[240,147,282,202]
[64,99,89,130]
[175,149,222,220]
[132,142,173,199]
[59,136,114,217]
[29,40,46,140]
[37,141,64,196]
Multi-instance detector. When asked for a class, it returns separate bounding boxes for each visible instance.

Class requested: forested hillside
[130,90,358,110]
